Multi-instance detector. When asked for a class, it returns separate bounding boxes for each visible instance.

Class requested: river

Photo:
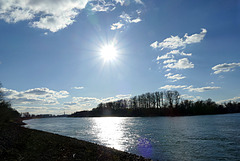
[24,113,240,161]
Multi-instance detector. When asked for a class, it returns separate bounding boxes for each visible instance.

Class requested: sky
[0,0,240,115]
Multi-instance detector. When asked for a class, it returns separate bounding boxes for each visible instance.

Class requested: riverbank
[0,123,151,161]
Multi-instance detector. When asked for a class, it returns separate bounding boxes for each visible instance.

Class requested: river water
[24,113,240,161]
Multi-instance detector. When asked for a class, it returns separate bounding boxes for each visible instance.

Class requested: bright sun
[100,44,118,61]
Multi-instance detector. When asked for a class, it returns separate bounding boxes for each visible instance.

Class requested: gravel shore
[0,124,151,161]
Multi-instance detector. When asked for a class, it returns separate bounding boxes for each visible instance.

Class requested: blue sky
[0,0,240,114]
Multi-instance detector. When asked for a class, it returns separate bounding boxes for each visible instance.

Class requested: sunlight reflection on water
[92,117,125,150]
[91,117,154,158]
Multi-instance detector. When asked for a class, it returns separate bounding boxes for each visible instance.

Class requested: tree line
[97,91,180,110]
[70,90,240,117]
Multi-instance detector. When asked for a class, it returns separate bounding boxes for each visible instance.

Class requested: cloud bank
[2,87,69,105]
[0,0,90,32]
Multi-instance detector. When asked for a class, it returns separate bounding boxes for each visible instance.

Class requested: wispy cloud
[159,85,187,90]
[150,28,207,50]
[181,94,202,101]
[156,54,173,60]
[165,73,186,82]
[90,1,116,12]
[163,59,176,64]
[110,11,142,30]
[116,94,132,99]
[72,86,84,90]
[156,50,191,61]
[135,0,144,4]
[114,0,125,6]
[217,96,240,104]
[159,85,220,92]
[114,0,144,6]
[130,17,141,23]
[212,62,240,74]
[184,85,221,92]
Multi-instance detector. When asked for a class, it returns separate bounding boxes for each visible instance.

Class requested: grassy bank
[0,124,151,161]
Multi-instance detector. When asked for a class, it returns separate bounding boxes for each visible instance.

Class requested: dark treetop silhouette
[70,90,240,117]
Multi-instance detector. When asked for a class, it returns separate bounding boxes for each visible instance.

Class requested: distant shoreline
[69,109,240,118]
[21,111,240,120]
[0,123,151,161]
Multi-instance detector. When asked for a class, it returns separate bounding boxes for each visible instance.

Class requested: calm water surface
[24,113,240,161]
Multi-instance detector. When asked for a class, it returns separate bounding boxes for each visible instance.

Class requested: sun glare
[100,44,118,61]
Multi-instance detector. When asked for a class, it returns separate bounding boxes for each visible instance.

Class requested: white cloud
[130,17,141,23]
[114,0,125,6]
[1,8,34,23]
[184,28,207,44]
[217,96,240,104]
[150,29,207,50]
[163,59,176,64]
[212,62,240,74]
[73,96,100,103]
[164,58,194,69]
[63,102,78,106]
[159,85,187,90]
[181,94,202,101]
[31,11,77,32]
[63,94,131,109]
[0,0,144,32]
[100,94,131,103]
[180,52,192,56]
[184,85,221,92]
[136,10,141,15]
[120,12,141,23]
[135,0,144,4]
[116,94,131,99]
[156,54,173,60]
[155,50,191,62]
[157,35,185,50]
[72,86,84,90]
[111,11,141,30]
[165,73,186,81]
[159,85,220,92]
[111,22,124,30]
[114,0,144,6]
[2,87,69,105]
[90,1,115,12]
[0,0,89,32]
[150,41,159,49]
[166,50,192,57]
